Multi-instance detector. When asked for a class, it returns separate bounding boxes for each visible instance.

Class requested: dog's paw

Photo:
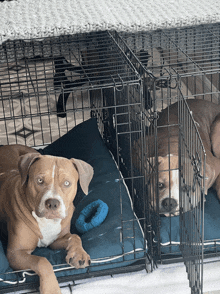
[66,248,91,269]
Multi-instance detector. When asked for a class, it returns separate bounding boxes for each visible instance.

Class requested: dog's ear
[18,153,41,186]
[143,156,164,174]
[205,163,216,195]
[70,159,94,195]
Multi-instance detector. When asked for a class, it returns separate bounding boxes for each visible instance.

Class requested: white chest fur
[32,211,62,247]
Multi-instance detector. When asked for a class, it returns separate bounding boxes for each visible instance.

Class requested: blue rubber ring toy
[75,200,109,234]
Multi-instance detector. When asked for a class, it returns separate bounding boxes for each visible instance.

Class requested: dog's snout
[45,198,60,211]
[161,198,178,212]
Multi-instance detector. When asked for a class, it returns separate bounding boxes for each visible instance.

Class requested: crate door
[178,96,205,294]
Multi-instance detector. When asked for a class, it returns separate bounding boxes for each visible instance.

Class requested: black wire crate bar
[0,31,141,119]
[119,23,220,294]
[0,29,153,294]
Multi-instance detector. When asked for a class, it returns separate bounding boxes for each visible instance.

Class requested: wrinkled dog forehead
[19,153,94,196]
[30,156,78,176]
[158,155,179,171]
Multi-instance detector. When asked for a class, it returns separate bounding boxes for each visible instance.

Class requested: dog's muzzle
[45,198,61,211]
[158,197,179,216]
[161,197,178,212]
[36,193,67,219]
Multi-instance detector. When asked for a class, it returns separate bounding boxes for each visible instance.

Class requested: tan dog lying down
[0,144,94,294]
[133,99,220,216]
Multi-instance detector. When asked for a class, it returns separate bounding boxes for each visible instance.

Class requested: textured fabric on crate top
[0,118,146,288]
[1,0,220,44]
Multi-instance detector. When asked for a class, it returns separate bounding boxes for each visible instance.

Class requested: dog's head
[147,154,207,216]
[18,153,94,220]
[147,155,180,216]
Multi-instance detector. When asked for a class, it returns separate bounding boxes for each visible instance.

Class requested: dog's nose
[45,198,60,211]
[161,198,178,212]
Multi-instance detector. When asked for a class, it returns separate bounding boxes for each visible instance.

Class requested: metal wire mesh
[119,23,220,293]
[120,23,220,107]
[1,23,220,294]
[178,96,205,294]
[0,31,141,147]
[120,24,220,74]
[0,31,151,293]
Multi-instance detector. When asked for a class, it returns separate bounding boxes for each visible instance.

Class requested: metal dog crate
[0,31,152,293]
[119,23,220,293]
[1,22,220,294]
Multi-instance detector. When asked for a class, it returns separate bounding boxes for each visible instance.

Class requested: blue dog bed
[0,118,146,288]
[160,188,220,254]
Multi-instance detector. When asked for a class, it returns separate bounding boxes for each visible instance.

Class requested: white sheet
[11,259,220,294]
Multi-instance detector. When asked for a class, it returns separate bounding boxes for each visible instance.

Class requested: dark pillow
[0,242,10,273]
[41,118,109,162]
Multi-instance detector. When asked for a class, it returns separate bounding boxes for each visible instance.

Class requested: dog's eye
[158,182,165,190]
[37,178,44,185]
[64,180,71,187]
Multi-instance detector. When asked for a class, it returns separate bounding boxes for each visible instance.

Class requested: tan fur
[0,144,94,294]
[150,155,180,215]
[210,112,220,198]
[133,99,220,215]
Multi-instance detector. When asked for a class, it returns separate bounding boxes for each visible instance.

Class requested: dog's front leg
[7,222,61,294]
[7,248,61,294]
[50,233,91,269]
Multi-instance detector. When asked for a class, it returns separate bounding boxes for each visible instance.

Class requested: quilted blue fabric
[75,200,109,234]
[0,242,9,273]
[160,188,220,254]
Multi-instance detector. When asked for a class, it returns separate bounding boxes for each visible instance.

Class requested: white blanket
[1,0,220,44]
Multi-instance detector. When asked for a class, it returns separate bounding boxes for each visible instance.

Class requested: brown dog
[133,99,220,216]
[0,144,94,294]
[210,112,220,199]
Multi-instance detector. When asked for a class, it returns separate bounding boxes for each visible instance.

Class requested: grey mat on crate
[1,0,220,45]
[0,118,146,289]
